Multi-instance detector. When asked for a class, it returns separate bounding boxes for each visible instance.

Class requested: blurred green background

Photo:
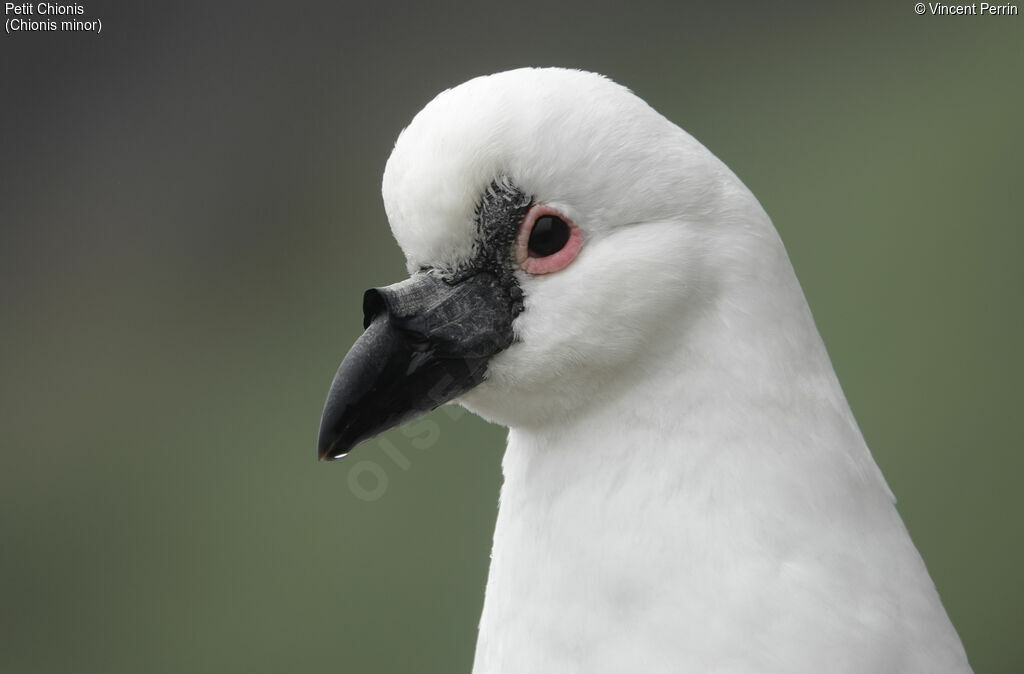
[1,1,1021,672]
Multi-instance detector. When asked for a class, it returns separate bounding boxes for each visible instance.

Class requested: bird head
[318,68,773,459]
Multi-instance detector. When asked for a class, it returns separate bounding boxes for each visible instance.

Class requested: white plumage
[380,68,972,673]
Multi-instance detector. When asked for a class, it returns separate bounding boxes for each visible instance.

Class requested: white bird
[317,68,972,674]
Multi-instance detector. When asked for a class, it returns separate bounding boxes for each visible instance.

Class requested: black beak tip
[317,446,340,462]
[317,431,353,462]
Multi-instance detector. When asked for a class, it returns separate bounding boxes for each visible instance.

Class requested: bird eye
[515,205,584,275]
[527,215,570,257]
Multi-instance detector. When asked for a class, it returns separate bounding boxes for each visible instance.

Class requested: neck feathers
[473,226,968,673]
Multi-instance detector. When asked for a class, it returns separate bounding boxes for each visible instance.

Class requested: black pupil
[527,215,570,257]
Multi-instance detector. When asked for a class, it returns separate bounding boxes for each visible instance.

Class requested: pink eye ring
[514,204,583,275]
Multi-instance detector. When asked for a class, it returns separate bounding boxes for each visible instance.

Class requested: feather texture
[380,68,972,674]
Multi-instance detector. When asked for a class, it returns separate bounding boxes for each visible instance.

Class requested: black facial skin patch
[435,178,531,319]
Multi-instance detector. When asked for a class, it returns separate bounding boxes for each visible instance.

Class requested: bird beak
[317,272,517,460]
